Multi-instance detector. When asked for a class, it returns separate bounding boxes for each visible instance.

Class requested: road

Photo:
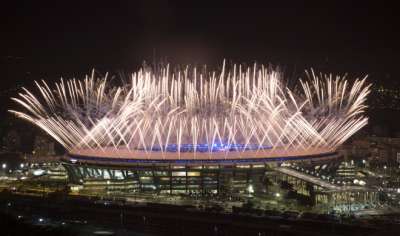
[275,167,368,192]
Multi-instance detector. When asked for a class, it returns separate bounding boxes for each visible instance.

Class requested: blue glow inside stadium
[138,143,272,153]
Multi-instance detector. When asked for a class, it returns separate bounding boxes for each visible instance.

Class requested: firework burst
[9,62,371,159]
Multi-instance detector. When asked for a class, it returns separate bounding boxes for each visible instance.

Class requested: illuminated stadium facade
[10,62,370,194]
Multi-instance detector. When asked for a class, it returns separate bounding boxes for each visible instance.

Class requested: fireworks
[9,62,371,159]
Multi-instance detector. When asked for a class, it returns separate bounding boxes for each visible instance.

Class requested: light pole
[1,163,7,176]
[384,165,387,178]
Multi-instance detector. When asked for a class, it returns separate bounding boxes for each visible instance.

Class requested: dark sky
[1,1,399,91]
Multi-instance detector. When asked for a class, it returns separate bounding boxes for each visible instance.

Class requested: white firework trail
[9,62,371,158]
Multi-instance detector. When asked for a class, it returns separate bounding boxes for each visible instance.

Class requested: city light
[247,184,254,194]
[32,169,45,176]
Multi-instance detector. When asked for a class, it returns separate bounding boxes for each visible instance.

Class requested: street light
[247,185,254,195]
[2,163,6,169]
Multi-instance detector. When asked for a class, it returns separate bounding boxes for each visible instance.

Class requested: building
[62,149,340,195]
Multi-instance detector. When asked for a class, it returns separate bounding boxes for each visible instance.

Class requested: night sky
[1,1,399,104]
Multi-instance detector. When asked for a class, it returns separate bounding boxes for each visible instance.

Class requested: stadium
[10,62,370,195]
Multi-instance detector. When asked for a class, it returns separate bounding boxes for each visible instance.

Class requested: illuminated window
[172,171,186,177]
